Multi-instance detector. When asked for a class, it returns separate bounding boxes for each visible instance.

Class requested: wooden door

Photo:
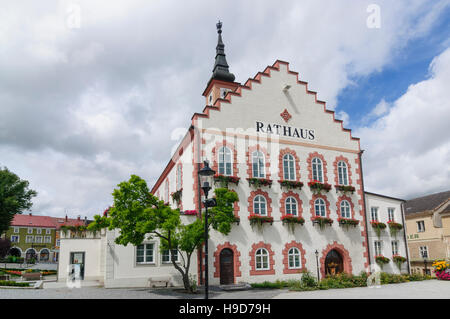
[325,249,343,276]
[220,248,234,285]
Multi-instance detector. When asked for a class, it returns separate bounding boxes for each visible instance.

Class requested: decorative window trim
[211,141,239,178]
[309,194,331,221]
[246,145,271,180]
[336,195,355,219]
[280,191,303,219]
[333,156,352,186]
[307,152,328,184]
[278,148,301,182]
[282,241,307,274]
[213,242,242,281]
[319,242,352,279]
[248,190,272,218]
[249,242,275,275]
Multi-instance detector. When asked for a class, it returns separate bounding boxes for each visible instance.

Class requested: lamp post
[423,257,428,276]
[198,160,216,300]
[315,250,320,283]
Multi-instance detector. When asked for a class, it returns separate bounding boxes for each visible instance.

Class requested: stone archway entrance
[9,247,21,257]
[219,248,234,285]
[325,249,343,276]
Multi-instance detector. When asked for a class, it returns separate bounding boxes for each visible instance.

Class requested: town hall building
[58,22,409,287]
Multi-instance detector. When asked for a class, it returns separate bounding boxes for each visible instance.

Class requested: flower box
[392,255,407,269]
[214,174,240,187]
[337,217,360,229]
[247,178,273,188]
[312,216,333,230]
[282,215,305,233]
[387,221,403,237]
[308,180,332,194]
[375,255,390,268]
[370,221,386,238]
[278,180,304,190]
[248,214,273,231]
[171,189,182,205]
[335,185,356,194]
[181,210,198,216]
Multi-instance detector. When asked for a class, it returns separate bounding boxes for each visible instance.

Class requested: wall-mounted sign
[256,121,315,140]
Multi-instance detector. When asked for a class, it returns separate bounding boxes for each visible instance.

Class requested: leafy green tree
[0,167,37,236]
[88,175,238,292]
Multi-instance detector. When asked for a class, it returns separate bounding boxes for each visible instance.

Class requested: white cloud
[356,48,450,199]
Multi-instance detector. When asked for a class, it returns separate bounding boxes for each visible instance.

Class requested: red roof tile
[11,214,87,229]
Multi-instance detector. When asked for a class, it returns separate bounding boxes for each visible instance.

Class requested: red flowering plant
[312,215,333,230]
[214,174,240,188]
[375,255,390,268]
[281,214,305,233]
[181,210,198,216]
[308,180,332,194]
[337,217,360,229]
[370,220,387,238]
[392,255,407,269]
[247,177,273,188]
[278,180,304,190]
[248,214,273,231]
[387,220,403,237]
[334,185,356,194]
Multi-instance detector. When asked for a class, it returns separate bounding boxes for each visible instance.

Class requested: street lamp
[315,250,320,284]
[198,160,217,300]
[423,257,428,275]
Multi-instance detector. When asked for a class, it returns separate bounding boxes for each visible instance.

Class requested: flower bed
[432,260,450,280]
[248,214,273,231]
[387,221,403,237]
[370,221,387,238]
[308,180,332,194]
[247,178,272,188]
[335,185,356,194]
[337,217,360,229]
[375,255,390,268]
[278,180,304,190]
[281,215,305,233]
[312,216,333,230]
[214,174,240,187]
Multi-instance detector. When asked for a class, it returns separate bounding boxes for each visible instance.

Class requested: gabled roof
[404,190,450,215]
[11,214,88,229]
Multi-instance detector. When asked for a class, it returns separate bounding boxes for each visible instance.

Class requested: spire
[211,21,235,82]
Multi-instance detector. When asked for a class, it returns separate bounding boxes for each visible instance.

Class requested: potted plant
[278,180,304,190]
[375,255,390,269]
[387,220,403,237]
[392,255,407,270]
[248,214,273,231]
[214,174,240,188]
[171,189,182,205]
[337,217,360,230]
[308,180,332,194]
[281,215,305,233]
[312,216,333,230]
[335,185,356,195]
[370,220,387,238]
[247,178,273,188]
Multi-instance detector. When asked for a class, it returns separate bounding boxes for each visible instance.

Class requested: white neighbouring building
[58,23,410,288]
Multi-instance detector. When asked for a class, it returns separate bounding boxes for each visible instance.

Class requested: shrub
[300,271,317,288]
[0,280,30,287]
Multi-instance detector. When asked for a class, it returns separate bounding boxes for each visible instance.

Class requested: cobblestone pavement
[0,280,448,299]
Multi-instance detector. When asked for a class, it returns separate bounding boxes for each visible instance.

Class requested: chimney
[29,213,32,216]
[65,215,68,222]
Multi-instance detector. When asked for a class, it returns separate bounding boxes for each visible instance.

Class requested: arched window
[312,157,323,182]
[252,151,265,178]
[285,196,298,216]
[165,180,169,203]
[255,248,269,270]
[283,154,295,180]
[340,200,351,219]
[314,198,326,217]
[254,195,267,216]
[338,161,348,185]
[218,146,232,176]
[176,164,182,190]
[288,247,301,269]
[40,249,50,262]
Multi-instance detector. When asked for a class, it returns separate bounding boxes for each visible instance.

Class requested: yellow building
[404,190,450,274]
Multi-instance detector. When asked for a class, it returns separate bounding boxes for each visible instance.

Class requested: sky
[0,0,449,218]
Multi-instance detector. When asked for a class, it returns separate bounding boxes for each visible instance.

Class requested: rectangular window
[371,207,379,221]
[35,236,43,243]
[56,239,60,247]
[44,236,51,243]
[177,164,182,190]
[388,208,395,222]
[391,241,399,255]
[374,241,382,256]
[27,228,33,234]
[419,246,428,258]
[417,221,425,232]
[13,227,19,233]
[162,249,179,263]
[11,235,19,243]
[36,228,42,234]
[26,235,34,243]
[46,229,51,235]
[136,243,154,264]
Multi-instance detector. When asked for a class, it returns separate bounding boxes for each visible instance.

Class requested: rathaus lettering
[256,121,315,140]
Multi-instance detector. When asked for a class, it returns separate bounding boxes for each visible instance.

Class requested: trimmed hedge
[0,280,30,287]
